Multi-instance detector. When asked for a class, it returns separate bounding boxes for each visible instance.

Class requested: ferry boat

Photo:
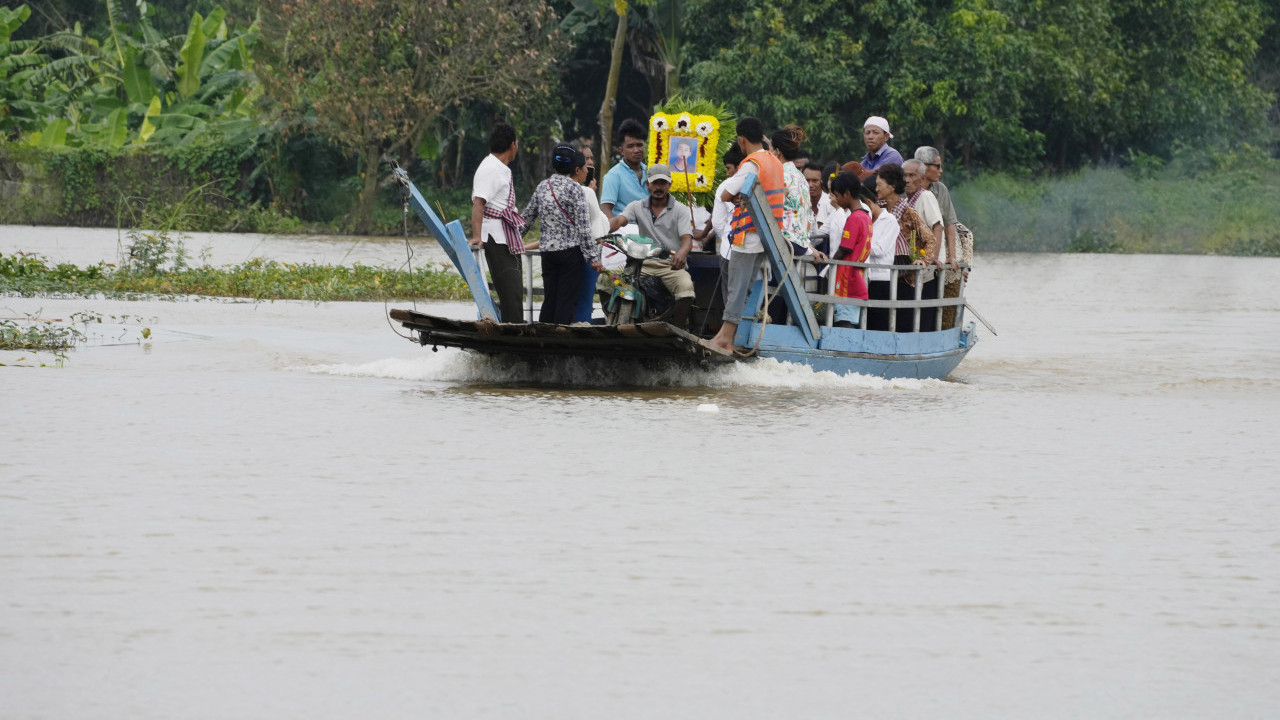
[388,168,979,379]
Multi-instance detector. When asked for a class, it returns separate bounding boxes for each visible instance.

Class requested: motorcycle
[597,233,673,325]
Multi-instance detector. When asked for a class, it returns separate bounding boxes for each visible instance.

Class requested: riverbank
[0,226,471,304]
[5,145,1279,255]
[0,250,470,303]
[953,152,1280,255]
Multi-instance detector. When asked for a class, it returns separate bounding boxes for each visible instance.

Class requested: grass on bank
[952,146,1280,255]
[0,244,472,302]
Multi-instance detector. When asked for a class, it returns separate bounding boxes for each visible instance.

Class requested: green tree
[1026,0,1272,165]
[684,0,866,160]
[683,0,1274,169]
[258,0,566,234]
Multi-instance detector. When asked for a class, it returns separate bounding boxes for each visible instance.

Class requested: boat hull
[389,309,976,380]
[739,321,978,379]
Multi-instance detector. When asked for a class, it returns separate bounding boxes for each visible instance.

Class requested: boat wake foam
[306,350,951,391]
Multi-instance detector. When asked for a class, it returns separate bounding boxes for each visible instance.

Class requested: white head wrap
[863,116,893,139]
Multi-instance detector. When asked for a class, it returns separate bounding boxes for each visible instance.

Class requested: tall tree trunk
[597,0,629,177]
[661,0,681,98]
[353,142,382,235]
[452,128,466,189]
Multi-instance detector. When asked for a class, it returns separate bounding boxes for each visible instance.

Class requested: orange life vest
[730,150,785,246]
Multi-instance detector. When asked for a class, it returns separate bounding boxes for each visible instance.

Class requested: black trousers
[867,280,891,331]
[918,277,941,331]
[483,236,525,323]
[892,276,940,331]
[538,248,585,324]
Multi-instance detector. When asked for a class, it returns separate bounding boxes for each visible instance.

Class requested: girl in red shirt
[829,172,875,328]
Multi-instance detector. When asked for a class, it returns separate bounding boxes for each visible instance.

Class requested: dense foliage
[2,0,1278,247]
[682,0,1275,167]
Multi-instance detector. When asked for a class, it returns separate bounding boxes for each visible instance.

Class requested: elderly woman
[873,163,938,331]
[914,146,965,328]
[520,145,605,324]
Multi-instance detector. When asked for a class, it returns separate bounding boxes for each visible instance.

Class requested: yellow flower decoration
[647,112,720,193]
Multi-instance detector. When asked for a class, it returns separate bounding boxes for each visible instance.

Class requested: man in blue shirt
[600,118,649,217]
[860,115,904,171]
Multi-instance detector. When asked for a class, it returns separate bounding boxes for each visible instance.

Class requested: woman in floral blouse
[521,146,605,324]
[769,125,825,261]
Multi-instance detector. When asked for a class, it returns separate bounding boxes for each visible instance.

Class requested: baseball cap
[647,164,673,184]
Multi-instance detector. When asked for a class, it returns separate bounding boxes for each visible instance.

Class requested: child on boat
[827,172,876,328]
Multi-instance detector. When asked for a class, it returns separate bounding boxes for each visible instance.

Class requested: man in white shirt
[913,147,964,328]
[804,164,834,252]
[903,158,947,329]
[470,123,525,322]
[902,159,945,267]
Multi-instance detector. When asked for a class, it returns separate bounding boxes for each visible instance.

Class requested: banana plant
[16,0,260,149]
[1,4,51,138]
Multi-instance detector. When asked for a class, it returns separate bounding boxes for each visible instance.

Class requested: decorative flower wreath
[648,112,720,193]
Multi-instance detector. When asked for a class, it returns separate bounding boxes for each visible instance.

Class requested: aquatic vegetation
[0,309,84,365]
[123,229,189,274]
[0,308,161,365]
[0,251,472,302]
[0,312,81,351]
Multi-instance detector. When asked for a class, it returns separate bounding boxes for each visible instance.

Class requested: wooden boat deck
[389,309,736,365]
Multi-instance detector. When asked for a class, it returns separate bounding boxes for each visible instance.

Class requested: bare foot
[708,328,736,353]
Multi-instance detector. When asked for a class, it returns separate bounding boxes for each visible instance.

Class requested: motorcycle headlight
[624,240,651,259]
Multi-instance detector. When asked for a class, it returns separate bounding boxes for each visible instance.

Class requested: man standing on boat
[860,116,904,171]
[606,164,697,329]
[470,123,526,323]
[600,119,649,218]
[913,146,964,327]
[708,117,786,353]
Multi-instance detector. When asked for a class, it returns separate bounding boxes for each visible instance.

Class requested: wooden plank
[741,174,821,347]
[388,310,734,365]
[396,172,499,321]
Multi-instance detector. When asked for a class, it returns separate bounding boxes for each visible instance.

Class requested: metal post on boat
[524,252,536,323]
[859,263,869,330]
[888,267,898,333]
[935,269,945,331]
[913,267,925,332]
[823,258,834,328]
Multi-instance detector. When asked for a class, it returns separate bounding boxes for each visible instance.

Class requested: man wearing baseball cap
[606,163,697,329]
[860,116,904,171]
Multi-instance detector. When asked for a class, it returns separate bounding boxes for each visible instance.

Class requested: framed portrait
[646,112,720,193]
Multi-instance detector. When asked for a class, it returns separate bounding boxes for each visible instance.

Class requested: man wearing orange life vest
[708,117,799,353]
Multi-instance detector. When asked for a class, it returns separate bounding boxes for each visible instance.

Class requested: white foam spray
[306,349,952,391]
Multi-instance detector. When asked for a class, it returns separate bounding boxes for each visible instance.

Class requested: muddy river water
[2,226,1278,718]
